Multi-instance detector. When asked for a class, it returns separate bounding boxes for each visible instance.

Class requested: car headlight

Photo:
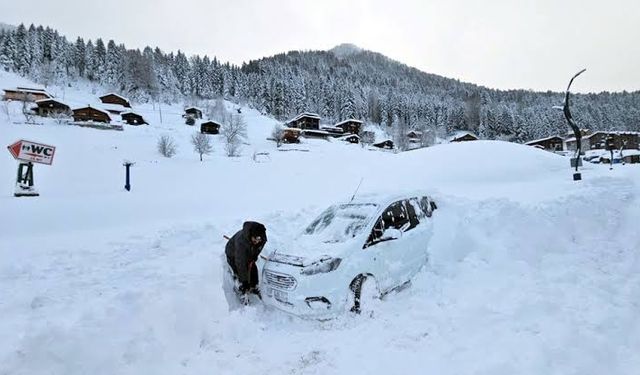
[300,257,342,275]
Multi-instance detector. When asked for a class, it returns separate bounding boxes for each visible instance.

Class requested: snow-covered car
[260,193,437,318]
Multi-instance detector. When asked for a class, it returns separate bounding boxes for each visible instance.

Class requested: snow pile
[1,71,639,375]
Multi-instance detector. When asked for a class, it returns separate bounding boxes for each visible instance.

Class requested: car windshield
[304,203,379,243]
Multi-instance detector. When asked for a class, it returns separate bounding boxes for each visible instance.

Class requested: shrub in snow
[191,132,213,161]
[271,124,285,147]
[157,135,177,158]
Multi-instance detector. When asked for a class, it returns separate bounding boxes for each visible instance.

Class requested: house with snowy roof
[121,111,147,125]
[184,107,203,119]
[285,112,321,130]
[99,93,131,108]
[335,119,363,134]
[72,106,111,123]
[31,98,71,117]
[565,131,640,152]
[3,86,52,101]
[449,131,478,143]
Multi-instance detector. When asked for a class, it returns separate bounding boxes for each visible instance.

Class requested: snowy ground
[1,71,639,375]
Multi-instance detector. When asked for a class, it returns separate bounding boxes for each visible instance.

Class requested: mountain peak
[330,43,363,58]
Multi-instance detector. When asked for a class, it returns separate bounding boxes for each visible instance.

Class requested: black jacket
[225,221,267,285]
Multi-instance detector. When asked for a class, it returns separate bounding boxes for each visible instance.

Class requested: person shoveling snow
[223,221,267,307]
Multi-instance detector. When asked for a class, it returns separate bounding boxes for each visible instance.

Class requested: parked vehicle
[260,193,437,318]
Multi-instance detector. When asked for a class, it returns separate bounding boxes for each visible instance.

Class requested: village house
[335,119,363,134]
[31,98,70,117]
[184,107,203,119]
[72,106,111,123]
[285,112,321,130]
[525,136,564,151]
[201,120,221,135]
[121,111,147,125]
[3,87,52,102]
[449,131,478,142]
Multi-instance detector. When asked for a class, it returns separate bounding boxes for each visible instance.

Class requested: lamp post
[562,69,586,181]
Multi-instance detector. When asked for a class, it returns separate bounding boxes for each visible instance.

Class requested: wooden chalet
[121,111,147,125]
[99,93,131,108]
[285,112,321,130]
[449,131,478,142]
[282,127,301,143]
[373,139,394,149]
[525,136,564,151]
[184,107,203,119]
[335,119,363,134]
[31,98,70,117]
[201,120,221,134]
[3,87,52,102]
[72,106,111,123]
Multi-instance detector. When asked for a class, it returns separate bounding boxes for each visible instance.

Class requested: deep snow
[1,71,639,375]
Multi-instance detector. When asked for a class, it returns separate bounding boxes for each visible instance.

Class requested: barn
[201,120,221,134]
[184,107,203,119]
[121,111,147,125]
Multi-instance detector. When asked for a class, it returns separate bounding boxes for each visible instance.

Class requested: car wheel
[349,275,380,315]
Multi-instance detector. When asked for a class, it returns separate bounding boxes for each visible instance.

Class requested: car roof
[338,191,433,208]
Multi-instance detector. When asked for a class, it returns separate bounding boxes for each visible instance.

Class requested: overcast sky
[2,0,639,93]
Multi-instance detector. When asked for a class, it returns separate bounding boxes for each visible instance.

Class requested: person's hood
[242,221,267,243]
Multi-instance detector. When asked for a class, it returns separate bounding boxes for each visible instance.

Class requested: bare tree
[157,135,177,158]
[222,113,247,157]
[1,100,10,122]
[359,129,375,147]
[420,128,436,147]
[393,118,410,152]
[271,124,285,147]
[51,110,71,125]
[191,132,213,161]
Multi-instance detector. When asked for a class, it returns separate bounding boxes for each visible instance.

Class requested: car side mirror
[381,228,402,241]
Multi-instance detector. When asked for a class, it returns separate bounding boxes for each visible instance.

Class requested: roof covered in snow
[525,135,563,145]
[99,93,130,103]
[101,103,129,113]
[287,112,321,123]
[448,131,478,142]
[72,106,112,118]
[335,118,363,126]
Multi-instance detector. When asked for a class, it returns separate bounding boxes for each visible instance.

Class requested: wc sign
[7,140,56,165]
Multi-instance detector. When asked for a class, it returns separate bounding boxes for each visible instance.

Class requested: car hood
[264,236,356,267]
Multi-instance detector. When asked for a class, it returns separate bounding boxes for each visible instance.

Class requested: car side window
[365,200,411,247]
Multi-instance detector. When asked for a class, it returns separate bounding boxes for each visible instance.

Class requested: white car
[260,193,437,318]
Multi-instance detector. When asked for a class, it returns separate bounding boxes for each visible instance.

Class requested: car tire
[349,275,380,315]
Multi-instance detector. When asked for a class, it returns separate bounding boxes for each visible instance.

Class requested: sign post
[6,140,56,197]
[123,160,135,191]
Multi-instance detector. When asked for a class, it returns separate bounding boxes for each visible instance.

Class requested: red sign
[7,140,56,165]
